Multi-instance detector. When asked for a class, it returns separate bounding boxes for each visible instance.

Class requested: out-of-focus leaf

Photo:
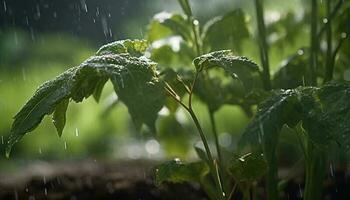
[266,12,306,48]
[155,159,209,186]
[193,50,262,92]
[6,40,165,156]
[157,114,190,157]
[147,12,191,43]
[52,98,69,137]
[202,9,250,53]
[227,152,267,182]
[272,49,310,89]
[150,36,194,69]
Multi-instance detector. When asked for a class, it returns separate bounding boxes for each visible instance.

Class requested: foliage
[5,0,350,200]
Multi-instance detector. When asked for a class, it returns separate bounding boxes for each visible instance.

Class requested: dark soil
[0,160,349,200]
[0,159,207,200]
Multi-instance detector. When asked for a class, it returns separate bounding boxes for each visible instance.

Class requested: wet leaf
[155,159,209,186]
[52,98,69,137]
[7,40,165,156]
[193,50,262,92]
[227,152,267,182]
[96,39,148,57]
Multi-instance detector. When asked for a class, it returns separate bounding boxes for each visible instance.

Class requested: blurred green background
[0,0,323,169]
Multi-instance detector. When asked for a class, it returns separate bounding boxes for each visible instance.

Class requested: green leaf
[193,50,262,91]
[7,40,166,156]
[7,68,77,157]
[194,146,209,164]
[239,89,301,154]
[52,98,69,137]
[304,82,350,148]
[202,9,250,53]
[92,77,108,102]
[147,12,191,43]
[227,152,267,182]
[155,159,209,186]
[96,39,148,57]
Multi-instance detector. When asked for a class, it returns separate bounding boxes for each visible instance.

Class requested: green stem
[324,0,333,83]
[265,150,279,200]
[304,142,326,200]
[310,0,318,86]
[208,109,223,168]
[188,108,225,199]
[254,0,271,90]
[317,0,344,40]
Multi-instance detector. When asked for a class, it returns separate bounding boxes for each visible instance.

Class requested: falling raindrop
[101,16,109,37]
[38,147,42,154]
[329,163,334,177]
[43,176,46,184]
[64,141,67,150]
[96,7,100,16]
[298,184,303,198]
[75,128,79,137]
[80,0,88,12]
[3,1,6,12]
[35,4,41,18]
[1,136,4,144]
[53,11,57,18]
[44,188,48,196]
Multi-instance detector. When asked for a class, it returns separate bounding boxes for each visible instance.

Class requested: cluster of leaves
[5,0,350,199]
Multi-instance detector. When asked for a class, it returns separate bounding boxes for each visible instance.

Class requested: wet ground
[0,160,349,200]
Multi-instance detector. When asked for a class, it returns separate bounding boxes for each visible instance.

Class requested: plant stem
[324,0,334,83]
[317,0,344,40]
[208,109,223,167]
[310,0,318,86]
[165,74,225,199]
[188,108,225,199]
[254,0,271,90]
[304,142,326,200]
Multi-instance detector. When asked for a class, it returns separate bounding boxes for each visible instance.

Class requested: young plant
[5,0,350,200]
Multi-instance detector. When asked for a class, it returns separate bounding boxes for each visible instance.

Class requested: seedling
[5,0,350,199]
